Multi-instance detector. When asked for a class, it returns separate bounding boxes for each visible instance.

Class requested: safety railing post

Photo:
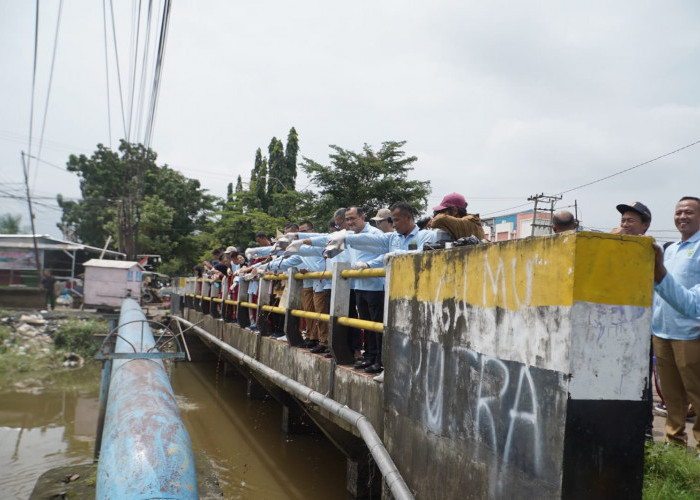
[210,279,220,318]
[256,276,272,336]
[201,279,211,314]
[284,267,304,347]
[195,279,202,312]
[237,279,251,328]
[329,261,355,364]
[219,276,227,320]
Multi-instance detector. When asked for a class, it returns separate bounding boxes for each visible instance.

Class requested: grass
[53,319,106,358]
[644,442,700,499]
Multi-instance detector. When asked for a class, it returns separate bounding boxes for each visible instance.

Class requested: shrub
[53,319,106,358]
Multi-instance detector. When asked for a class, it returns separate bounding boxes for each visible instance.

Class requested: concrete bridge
[171,231,653,499]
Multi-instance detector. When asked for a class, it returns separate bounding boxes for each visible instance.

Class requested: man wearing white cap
[428,192,485,240]
[371,208,394,233]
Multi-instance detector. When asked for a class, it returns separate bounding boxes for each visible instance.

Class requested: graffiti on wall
[387,334,567,494]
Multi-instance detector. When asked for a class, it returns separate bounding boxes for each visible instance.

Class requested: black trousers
[355,290,385,364]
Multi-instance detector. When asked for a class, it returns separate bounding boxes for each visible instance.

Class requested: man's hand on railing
[351,261,369,270]
[383,251,398,266]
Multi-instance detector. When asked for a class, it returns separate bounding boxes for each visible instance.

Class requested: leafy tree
[284,127,299,189]
[235,175,244,193]
[301,141,431,222]
[58,140,215,272]
[267,137,286,198]
[250,148,268,210]
[0,214,22,234]
[226,182,234,206]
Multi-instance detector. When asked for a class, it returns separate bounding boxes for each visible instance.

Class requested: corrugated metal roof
[0,234,126,257]
[84,259,144,270]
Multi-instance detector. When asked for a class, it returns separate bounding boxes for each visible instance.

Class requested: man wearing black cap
[612,202,652,236]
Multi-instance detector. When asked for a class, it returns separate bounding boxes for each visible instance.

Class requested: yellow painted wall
[389,232,654,310]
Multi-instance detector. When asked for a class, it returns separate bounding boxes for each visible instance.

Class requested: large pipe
[97,299,197,499]
[172,315,414,500]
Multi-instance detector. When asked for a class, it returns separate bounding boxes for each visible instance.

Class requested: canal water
[0,360,349,499]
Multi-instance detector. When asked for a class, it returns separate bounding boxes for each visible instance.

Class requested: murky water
[0,360,347,499]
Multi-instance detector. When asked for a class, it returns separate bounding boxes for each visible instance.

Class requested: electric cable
[102,0,113,148]
[32,0,64,190]
[126,0,143,141]
[25,0,41,177]
[109,0,128,138]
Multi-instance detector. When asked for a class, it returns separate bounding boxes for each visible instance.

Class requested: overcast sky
[2,1,699,243]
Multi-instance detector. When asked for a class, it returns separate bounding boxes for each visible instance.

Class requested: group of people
[196,193,485,381]
[194,192,700,453]
[556,197,700,453]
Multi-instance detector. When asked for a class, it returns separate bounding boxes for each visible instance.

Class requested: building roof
[0,234,126,258]
[84,259,144,270]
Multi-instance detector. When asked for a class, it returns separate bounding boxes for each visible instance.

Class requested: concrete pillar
[201,279,211,314]
[281,404,314,435]
[257,277,272,336]
[329,261,354,365]
[236,280,251,328]
[346,457,381,499]
[283,267,304,347]
[246,376,267,400]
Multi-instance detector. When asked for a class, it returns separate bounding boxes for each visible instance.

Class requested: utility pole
[21,151,42,279]
[527,193,562,236]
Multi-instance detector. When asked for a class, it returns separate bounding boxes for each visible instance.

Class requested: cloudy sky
[1,1,699,243]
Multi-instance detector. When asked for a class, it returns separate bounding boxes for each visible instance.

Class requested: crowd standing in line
[193,191,700,434]
[194,193,485,381]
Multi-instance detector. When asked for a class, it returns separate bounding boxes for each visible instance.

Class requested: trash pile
[0,312,84,369]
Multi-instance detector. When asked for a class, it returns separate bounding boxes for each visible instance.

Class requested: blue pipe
[96,298,197,499]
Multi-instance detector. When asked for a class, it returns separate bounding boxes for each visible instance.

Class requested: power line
[560,138,700,195]
[32,0,64,189]
[26,0,41,178]
[144,0,171,148]
[108,0,128,138]
[102,0,113,148]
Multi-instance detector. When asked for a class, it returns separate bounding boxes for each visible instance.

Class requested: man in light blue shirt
[652,196,700,451]
[341,201,438,257]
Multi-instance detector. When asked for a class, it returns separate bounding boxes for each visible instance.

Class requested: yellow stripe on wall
[573,232,654,307]
[389,232,653,309]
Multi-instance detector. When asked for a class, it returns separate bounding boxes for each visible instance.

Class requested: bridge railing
[184,262,385,364]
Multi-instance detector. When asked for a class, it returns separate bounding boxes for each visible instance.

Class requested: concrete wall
[182,310,384,438]
[383,231,653,499]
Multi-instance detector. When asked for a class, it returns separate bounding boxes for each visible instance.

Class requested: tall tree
[235,175,244,193]
[267,137,286,197]
[301,141,431,223]
[250,148,268,210]
[283,127,299,189]
[0,214,22,234]
[58,140,215,269]
[226,182,234,205]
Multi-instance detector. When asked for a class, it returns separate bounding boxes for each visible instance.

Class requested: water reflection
[0,364,101,499]
[0,360,348,499]
[171,361,348,499]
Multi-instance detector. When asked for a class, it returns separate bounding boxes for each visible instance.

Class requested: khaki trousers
[653,335,700,450]
[301,287,318,340]
[313,291,328,345]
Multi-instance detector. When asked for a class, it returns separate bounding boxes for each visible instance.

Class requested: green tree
[0,214,22,234]
[267,137,286,198]
[226,182,234,206]
[58,140,215,271]
[301,140,431,222]
[283,127,299,189]
[235,175,244,193]
[250,148,268,210]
